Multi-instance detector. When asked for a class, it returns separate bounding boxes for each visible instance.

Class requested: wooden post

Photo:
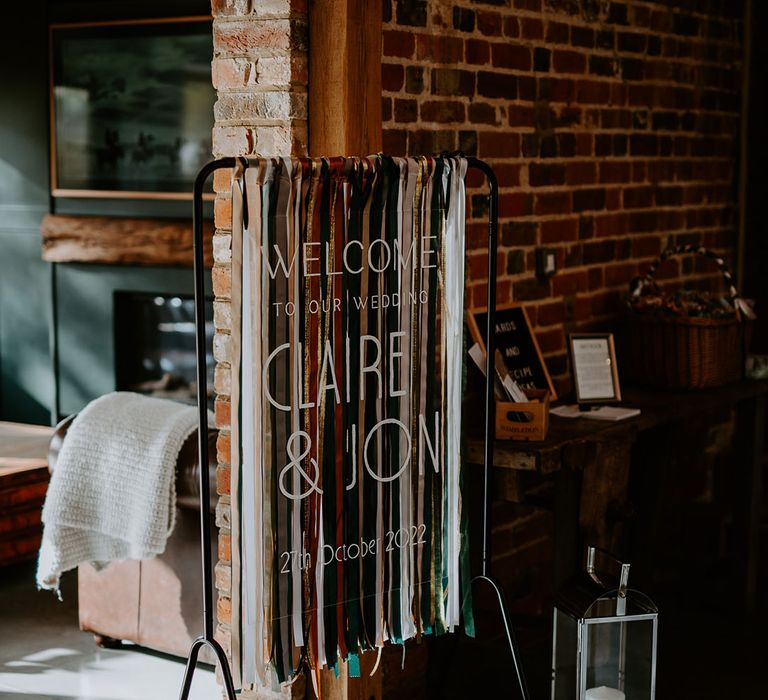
[308,0,383,157]
[308,1,383,696]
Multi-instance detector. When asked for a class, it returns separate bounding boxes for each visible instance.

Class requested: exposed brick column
[209,1,307,695]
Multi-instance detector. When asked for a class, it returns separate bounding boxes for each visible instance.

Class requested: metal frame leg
[467,157,531,700]
[471,574,531,699]
[180,158,238,700]
[179,636,238,700]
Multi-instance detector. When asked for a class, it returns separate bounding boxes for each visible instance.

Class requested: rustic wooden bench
[0,421,54,566]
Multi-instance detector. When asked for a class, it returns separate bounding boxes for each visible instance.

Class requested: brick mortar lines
[215,86,308,93]
[384,117,736,130]
[210,4,308,689]
[383,88,738,112]
[438,0,739,21]
[384,14,740,38]
[383,44,738,168]
[383,29,740,73]
[386,3,741,42]
[213,46,306,53]
[381,52,740,76]
[212,12,306,21]
[214,118,309,127]
[382,81,738,100]
[475,175,734,183]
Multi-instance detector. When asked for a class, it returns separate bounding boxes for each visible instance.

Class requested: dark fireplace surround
[45,216,215,420]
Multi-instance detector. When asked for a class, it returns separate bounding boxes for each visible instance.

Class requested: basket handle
[629,244,753,318]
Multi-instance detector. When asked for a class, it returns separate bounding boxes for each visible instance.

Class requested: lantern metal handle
[586,546,631,614]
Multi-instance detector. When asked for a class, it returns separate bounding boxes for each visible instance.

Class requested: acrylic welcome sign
[228,156,472,688]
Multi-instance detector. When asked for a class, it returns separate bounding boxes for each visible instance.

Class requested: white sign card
[569,333,621,404]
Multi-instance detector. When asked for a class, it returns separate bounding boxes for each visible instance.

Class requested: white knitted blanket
[37,392,200,594]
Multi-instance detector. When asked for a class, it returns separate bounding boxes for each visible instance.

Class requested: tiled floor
[0,562,219,700]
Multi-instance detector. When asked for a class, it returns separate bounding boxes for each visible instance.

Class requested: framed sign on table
[568,332,621,405]
[48,16,215,200]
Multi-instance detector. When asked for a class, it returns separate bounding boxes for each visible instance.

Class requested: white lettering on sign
[264,237,439,280]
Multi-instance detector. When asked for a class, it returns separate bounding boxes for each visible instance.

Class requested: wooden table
[467,380,768,610]
[0,421,54,565]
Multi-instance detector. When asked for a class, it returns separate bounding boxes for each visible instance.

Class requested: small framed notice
[467,303,557,400]
[568,333,621,405]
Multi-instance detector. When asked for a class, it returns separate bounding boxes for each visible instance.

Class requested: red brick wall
[382,0,744,394]
[209,1,308,693]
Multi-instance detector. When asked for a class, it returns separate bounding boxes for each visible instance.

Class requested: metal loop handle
[587,545,630,599]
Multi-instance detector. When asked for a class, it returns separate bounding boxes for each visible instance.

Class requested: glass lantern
[551,547,658,700]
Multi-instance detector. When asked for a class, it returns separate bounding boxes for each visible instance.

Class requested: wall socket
[536,247,557,278]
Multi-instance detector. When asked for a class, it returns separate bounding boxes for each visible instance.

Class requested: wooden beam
[308,0,383,157]
[307,6,384,697]
[347,647,383,699]
[40,214,213,267]
[317,651,383,700]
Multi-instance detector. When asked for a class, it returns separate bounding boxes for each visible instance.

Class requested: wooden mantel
[40,214,214,267]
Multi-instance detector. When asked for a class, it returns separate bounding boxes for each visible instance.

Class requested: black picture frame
[49,16,215,200]
[568,332,622,405]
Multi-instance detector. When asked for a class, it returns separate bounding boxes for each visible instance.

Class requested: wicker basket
[623,245,750,390]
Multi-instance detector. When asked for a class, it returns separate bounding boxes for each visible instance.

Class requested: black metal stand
[468,158,531,700]
[180,156,529,700]
[179,158,239,700]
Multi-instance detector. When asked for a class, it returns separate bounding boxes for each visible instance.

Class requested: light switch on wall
[536,247,557,278]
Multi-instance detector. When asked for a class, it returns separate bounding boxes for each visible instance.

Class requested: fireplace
[114,291,213,406]
[52,263,213,419]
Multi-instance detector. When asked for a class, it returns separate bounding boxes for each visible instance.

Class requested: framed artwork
[467,303,558,400]
[49,16,215,200]
[568,333,622,405]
